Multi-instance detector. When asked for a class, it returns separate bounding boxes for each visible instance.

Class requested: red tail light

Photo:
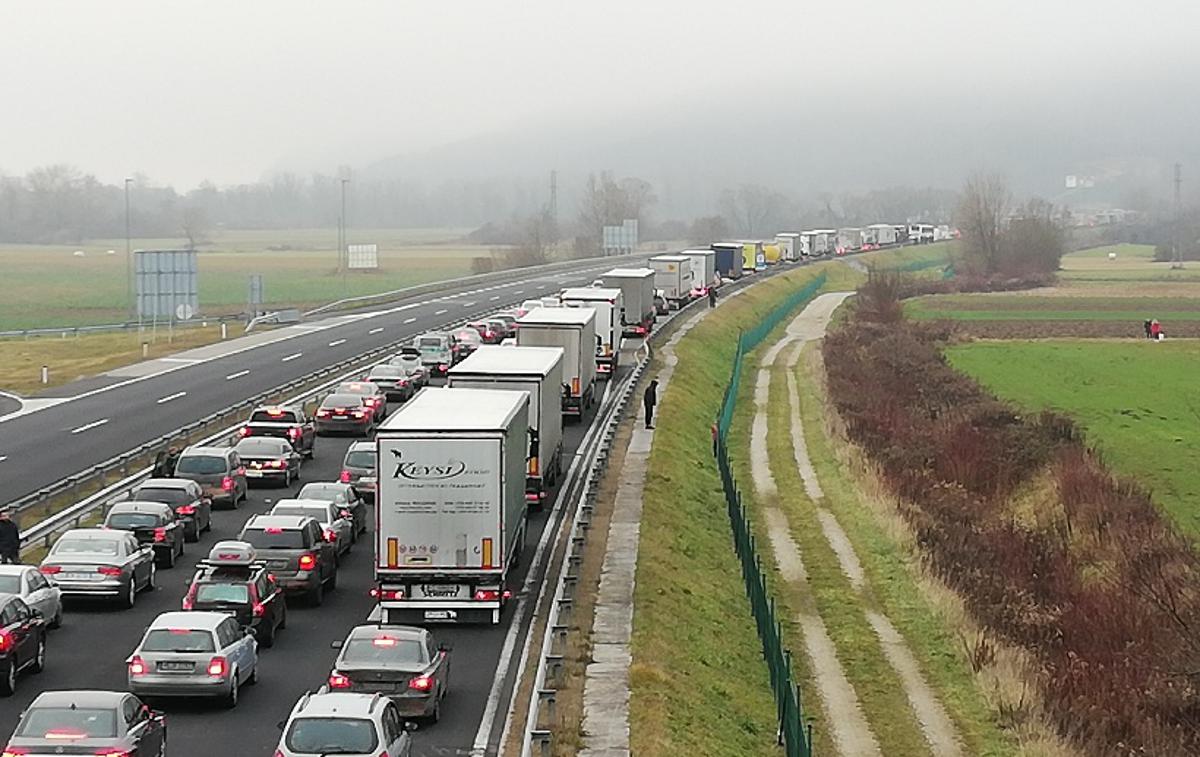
[0,632,11,652]
[238,427,252,437]
[153,528,167,543]
[328,672,352,689]
[474,589,500,601]
[2,747,30,756]
[128,655,147,676]
[97,566,122,577]
[408,674,434,692]
[39,565,62,575]
[323,528,338,543]
[287,427,302,439]
[316,409,331,418]
[369,587,403,600]
[298,553,317,571]
[339,470,351,483]
[221,476,234,492]
[175,504,195,515]
[206,656,228,677]
[182,587,195,610]
[252,601,265,618]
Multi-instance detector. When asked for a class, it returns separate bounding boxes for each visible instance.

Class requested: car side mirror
[276,720,286,731]
[437,642,453,652]
[244,626,256,637]
[330,640,344,649]
[29,608,43,620]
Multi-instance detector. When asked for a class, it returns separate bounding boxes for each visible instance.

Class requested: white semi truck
[680,249,717,292]
[516,307,597,420]
[775,233,800,262]
[373,387,529,625]
[448,346,564,507]
[600,268,656,337]
[560,286,622,378]
[649,254,694,309]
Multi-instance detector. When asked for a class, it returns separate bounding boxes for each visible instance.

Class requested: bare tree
[719,184,788,236]
[956,172,1011,274]
[688,215,729,244]
[180,205,210,249]
[576,172,656,255]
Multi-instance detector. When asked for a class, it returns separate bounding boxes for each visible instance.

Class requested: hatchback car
[336,381,387,422]
[103,501,186,568]
[270,499,354,558]
[316,393,376,437]
[340,441,378,503]
[276,691,413,757]
[297,482,368,540]
[365,364,413,402]
[130,477,212,541]
[0,594,47,695]
[174,445,248,509]
[0,565,62,629]
[465,321,503,345]
[40,529,156,608]
[413,333,454,376]
[3,690,166,756]
[127,611,257,707]
[184,541,287,647]
[387,350,428,389]
[235,436,303,487]
[451,328,483,358]
[327,625,451,722]
[238,516,337,606]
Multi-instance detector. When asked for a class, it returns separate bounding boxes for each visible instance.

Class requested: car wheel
[259,621,275,649]
[121,580,137,609]
[0,661,15,696]
[161,546,175,569]
[247,663,258,685]
[278,603,287,630]
[223,672,239,708]
[145,563,157,592]
[185,525,199,543]
[51,605,63,630]
[428,695,441,724]
[309,579,324,607]
[325,566,337,591]
[31,637,45,674]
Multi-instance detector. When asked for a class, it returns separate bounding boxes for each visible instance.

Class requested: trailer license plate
[424,610,456,621]
[245,470,263,478]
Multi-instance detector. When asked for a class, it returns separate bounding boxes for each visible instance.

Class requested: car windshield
[175,455,227,475]
[52,538,120,556]
[417,337,444,351]
[17,707,118,739]
[142,628,216,653]
[322,394,363,408]
[195,582,250,604]
[287,718,378,754]
[298,484,349,504]
[241,528,305,550]
[249,409,298,423]
[341,636,425,666]
[337,384,374,396]
[369,366,402,378]
[131,487,190,505]
[107,512,161,529]
[236,439,287,456]
[455,331,480,343]
[272,506,328,521]
[0,575,21,593]
[345,451,375,469]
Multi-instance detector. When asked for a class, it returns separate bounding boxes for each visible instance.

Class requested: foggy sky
[2,0,1198,193]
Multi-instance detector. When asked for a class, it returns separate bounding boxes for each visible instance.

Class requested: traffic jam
[0,254,731,756]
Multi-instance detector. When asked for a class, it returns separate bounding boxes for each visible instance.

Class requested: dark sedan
[365,364,414,402]
[0,595,47,696]
[336,381,387,421]
[234,437,303,487]
[315,393,376,437]
[3,690,166,755]
[103,501,186,569]
[328,624,451,722]
[130,477,212,542]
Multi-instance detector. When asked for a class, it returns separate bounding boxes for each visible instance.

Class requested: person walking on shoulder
[1144,319,1153,339]
[1151,319,1163,341]
[708,286,718,308]
[643,379,659,429]
[0,510,21,565]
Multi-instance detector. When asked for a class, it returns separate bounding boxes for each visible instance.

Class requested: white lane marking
[157,357,202,364]
[281,352,303,362]
[368,327,384,335]
[328,338,347,347]
[225,370,250,380]
[536,285,547,289]
[0,456,7,463]
[514,289,524,295]
[489,295,501,301]
[403,317,417,324]
[463,302,476,307]
[156,391,187,405]
[435,309,448,315]
[70,419,109,434]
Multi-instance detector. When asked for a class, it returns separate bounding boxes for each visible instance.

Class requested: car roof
[149,611,228,631]
[0,565,34,576]
[244,514,314,530]
[347,440,374,452]
[293,692,388,718]
[60,528,126,541]
[347,624,427,642]
[182,446,231,456]
[272,498,333,511]
[108,501,173,515]
[139,478,196,489]
[235,437,289,448]
[300,481,352,491]
[30,690,128,708]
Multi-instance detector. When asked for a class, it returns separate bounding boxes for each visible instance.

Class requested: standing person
[708,286,718,308]
[643,379,659,430]
[0,510,21,565]
[1151,319,1162,341]
[1144,319,1153,339]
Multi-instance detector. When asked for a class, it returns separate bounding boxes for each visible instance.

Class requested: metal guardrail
[0,315,242,341]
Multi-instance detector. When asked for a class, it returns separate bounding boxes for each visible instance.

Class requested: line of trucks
[370,262,670,625]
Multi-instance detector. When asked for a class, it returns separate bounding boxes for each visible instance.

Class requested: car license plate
[358,681,397,692]
[269,560,290,569]
[245,470,263,478]
[63,572,93,581]
[360,476,376,485]
[157,660,194,672]
[424,610,456,621]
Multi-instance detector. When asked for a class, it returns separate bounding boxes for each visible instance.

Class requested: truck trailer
[560,286,623,377]
[600,268,656,336]
[680,249,717,291]
[448,346,565,506]
[373,387,529,625]
[836,228,864,255]
[516,307,597,420]
[776,233,800,262]
[740,241,765,274]
[649,254,694,309]
[711,242,742,279]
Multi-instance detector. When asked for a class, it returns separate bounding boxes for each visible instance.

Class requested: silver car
[39,529,156,609]
[388,352,428,389]
[297,482,369,540]
[340,441,377,503]
[0,565,63,629]
[270,499,354,558]
[127,611,257,708]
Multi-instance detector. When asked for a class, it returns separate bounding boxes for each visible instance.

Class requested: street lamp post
[124,178,133,320]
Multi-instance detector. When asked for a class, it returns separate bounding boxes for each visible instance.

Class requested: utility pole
[124,177,133,319]
[1172,163,1183,269]
[340,177,350,295]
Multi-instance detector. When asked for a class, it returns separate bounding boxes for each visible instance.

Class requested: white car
[276,691,414,757]
[0,565,62,629]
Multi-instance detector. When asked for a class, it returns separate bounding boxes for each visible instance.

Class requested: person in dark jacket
[0,509,21,564]
[1143,319,1153,339]
[153,445,182,478]
[643,380,658,429]
[708,287,718,308]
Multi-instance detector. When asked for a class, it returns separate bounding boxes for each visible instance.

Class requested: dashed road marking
[368,327,384,335]
[281,352,303,362]
[463,302,476,307]
[328,338,347,347]
[70,419,109,434]
[403,317,417,324]
[435,309,448,315]
[490,295,501,301]
[156,391,187,405]
[225,370,250,380]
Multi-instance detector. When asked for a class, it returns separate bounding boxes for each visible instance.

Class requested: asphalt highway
[0,257,638,505]
[0,371,607,757]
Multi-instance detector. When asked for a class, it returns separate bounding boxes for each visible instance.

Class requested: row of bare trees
[955,172,1065,276]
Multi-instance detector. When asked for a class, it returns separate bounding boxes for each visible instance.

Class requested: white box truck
[448,346,564,507]
[561,287,622,378]
[649,254,694,309]
[600,268,656,337]
[374,387,529,625]
[680,249,717,291]
[776,233,800,262]
[516,307,596,420]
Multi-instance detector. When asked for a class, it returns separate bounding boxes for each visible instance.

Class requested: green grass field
[0,228,486,330]
[907,295,1200,321]
[946,340,1200,537]
[1061,243,1200,283]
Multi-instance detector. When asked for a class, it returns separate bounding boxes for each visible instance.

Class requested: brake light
[323,528,338,543]
[2,748,29,756]
[182,587,195,610]
[635,325,646,334]
[153,527,167,543]
[238,427,252,437]
[474,589,500,601]
[176,504,195,515]
[207,656,228,677]
[369,587,403,600]
[287,427,302,439]
[221,476,234,492]
[39,565,61,575]
[485,330,494,339]
[264,526,283,534]
[128,655,147,676]
[0,632,10,652]
[328,672,352,689]
[268,460,287,469]
[316,409,331,418]
[373,636,397,647]
[339,469,351,483]
[252,601,265,618]
[408,674,434,692]
[97,566,122,576]
[364,397,380,407]
[298,553,317,571]
[351,411,366,419]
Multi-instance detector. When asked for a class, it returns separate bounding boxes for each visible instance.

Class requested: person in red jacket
[1151,319,1163,340]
